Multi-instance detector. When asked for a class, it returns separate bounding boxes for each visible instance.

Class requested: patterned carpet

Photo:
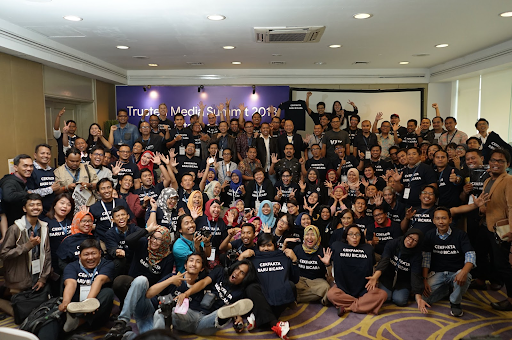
[1,287,511,340]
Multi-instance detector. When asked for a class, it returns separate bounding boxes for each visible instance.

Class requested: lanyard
[206,219,220,241]
[438,168,445,183]
[58,219,69,235]
[221,162,230,179]
[65,165,80,183]
[219,135,227,150]
[101,200,115,228]
[142,136,151,149]
[95,167,102,175]
[79,260,100,284]
[406,165,419,188]
[448,129,458,144]
[362,135,371,150]
[255,182,263,201]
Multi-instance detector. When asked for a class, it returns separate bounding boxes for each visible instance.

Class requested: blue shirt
[113,123,140,148]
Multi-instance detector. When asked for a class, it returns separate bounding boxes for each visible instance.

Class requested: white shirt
[262,136,271,171]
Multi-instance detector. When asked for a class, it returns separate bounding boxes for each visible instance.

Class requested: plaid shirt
[236,132,256,160]
[238,158,262,178]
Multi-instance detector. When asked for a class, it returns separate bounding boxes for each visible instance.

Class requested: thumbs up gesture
[448,169,459,183]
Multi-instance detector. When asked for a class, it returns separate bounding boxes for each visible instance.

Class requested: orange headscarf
[187,190,203,215]
[70,211,94,235]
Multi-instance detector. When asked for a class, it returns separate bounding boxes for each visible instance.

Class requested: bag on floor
[19,296,63,334]
[11,284,51,324]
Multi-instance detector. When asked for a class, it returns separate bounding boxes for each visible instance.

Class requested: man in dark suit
[255,123,279,184]
[277,120,304,160]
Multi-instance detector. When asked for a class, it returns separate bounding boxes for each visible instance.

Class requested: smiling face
[75,138,88,152]
[54,197,72,219]
[141,170,153,187]
[465,151,483,169]
[241,225,255,245]
[404,233,420,249]
[433,210,451,234]
[113,209,129,230]
[373,208,387,225]
[364,167,375,179]
[90,149,104,167]
[347,171,357,183]
[301,214,311,227]
[383,189,395,205]
[14,158,34,179]
[489,152,509,177]
[149,231,164,251]
[213,183,221,196]
[276,215,289,232]
[307,170,318,182]
[166,195,178,209]
[80,247,101,269]
[444,118,456,132]
[209,202,221,219]
[78,215,93,234]
[90,124,101,137]
[98,181,113,201]
[365,185,377,198]
[254,171,264,184]
[262,203,271,215]
[185,254,203,275]
[341,212,353,227]
[308,192,319,205]
[354,199,366,213]
[420,187,436,206]
[34,146,51,167]
[406,149,420,166]
[207,170,216,182]
[281,171,291,184]
[121,175,133,191]
[286,203,298,215]
[180,216,196,236]
[321,208,330,220]
[23,199,43,218]
[304,229,317,249]
[141,152,152,166]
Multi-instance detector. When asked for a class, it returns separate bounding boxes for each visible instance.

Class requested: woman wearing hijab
[137,150,155,185]
[204,180,222,201]
[258,200,276,229]
[323,225,387,315]
[146,188,180,238]
[195,199,230,268]
[285,212,311,250]
[346,168,362,202]
[223,207,240,228]
[274,169,300,208]
[199,168,218,192]
[299,168,325,204]
[220,169,246,208]
[316,205,333,248]
[366,228,429,313]
[293,226,330,304]
[113,223,174,310]
[56,210,97,272]
[187,190,204,218]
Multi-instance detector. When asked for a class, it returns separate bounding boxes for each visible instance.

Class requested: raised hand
[306,91,312,98]
[269,105,275,115]
[171,271,190,286]
[289,188,298,199]
[271,153,279,164]
[190,206,201,220]
[391,169,403,182]
[392,123,399,132]
[226,98,231,107]
[198,101,206,111]
[283,248,297,262]
[299,157,305,165]
[217,103,225,112]
[324,180,333,190]
[198,170,205,179]
[415,125,422,136]
[152,154,162,165]
[347,100,355,106]
[150,197,157,210]
[62,125,69,134]
[318,247,332,266]
[238,103,247,113]
[112,161,123,176]
[449,169,458,183]
[361,177,369,187]
[110,125,118,132]
[375,112,383,121]
[159,153,170,165]
[405,206,417,220]
[374,192,383,206]
[431,103,438,109]
[169,148,177,159]
[170,157,178,168]
[262,223,271,233]
[58,107,66,117]
[277,186,283,198]
[473,192,490,207]
[298,180,306,191]
[143,109,149,118]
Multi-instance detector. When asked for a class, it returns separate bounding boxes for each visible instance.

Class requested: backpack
[19,297,64,334]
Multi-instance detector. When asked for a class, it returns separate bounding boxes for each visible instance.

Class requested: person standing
[480,149,512,311]
[0,154,33,225]
[109,109,140,148]
[53,107,78,165]
[277,120,304,160]
[322,116,350,165]
[438,117,468,148]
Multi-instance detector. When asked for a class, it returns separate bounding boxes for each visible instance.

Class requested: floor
[1,286,511,340]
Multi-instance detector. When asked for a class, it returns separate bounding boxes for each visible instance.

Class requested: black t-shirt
[57,233,98,264]
[336,155,360,178]
[424,228,473,273]
[135,135,166,155]
[384,201,406,224]
[104,223,139,261]
[42,217,72,271]
[435,166,462,208]
[117,161,141,180]
[365,220,403,255]
[408,206,437,235]
[175,155,201,183]
[331,241,374,298]
[155,274,205,312]
[250,250,299,306]
[273,181,300,206]
[169,128,193,154]
[220,186,245,208]
[134,182,165,205]
[344,127,362,146]
[352,133,378,154]
[128,237,175,285]
[354,215,374,233]
[293,245,326,280]
[230,239,256,253]
[400,163,437,207]
[194,215,228,251]
[460,166,489,197]
[62,259,114,302]
[27,166,56,213]
[89,199,134,242]
[367,159,392,178]
[208,266,246,310]
[203,124,219,136]
[305,158,333,181]
[145,207,179,234]
[400,132,420,149]
[279,100,308,131]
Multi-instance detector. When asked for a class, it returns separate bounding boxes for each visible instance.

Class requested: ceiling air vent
[270,61,286,65]
[187,62,204,66]
[353,61,370,65]
[255,26,325,43]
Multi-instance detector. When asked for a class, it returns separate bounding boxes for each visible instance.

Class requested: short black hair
[370,144,382,151]
[351,115,361,123]
[407,119,418,126]
[175,113,184,119]
[35,143,51,153]
[97,177,114,189]
[23,193,42,206]
[66,119,77,126]
[140,168,152,176]
[432,116,444,123]
[465,148,482,157]
[118,109,128,115]
[490,148,511,165]
[466,136,482,146]
[65,147,81,158]
[475,118,489,128]
[257,232,277,249]
[112,205,128,215]
[434,206,452,219]
[445,116,457,123]
[389,145,399,154]
[421,184,439,199]
[14,154,32,166]
[79,239,102,253]
[341,225,364,245]
[90,146,106,155]
[241,222,256,233]
[317,101,326,108]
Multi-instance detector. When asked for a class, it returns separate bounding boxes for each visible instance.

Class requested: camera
[233,322,244,332]
[226,249,239,262]
[196,228,211,239]
[158,294,176,328]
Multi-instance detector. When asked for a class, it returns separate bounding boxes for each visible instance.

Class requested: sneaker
[217,299,254,319]
[246,313,256,331]
[63,312,80,333]
[67,298,100,314]
[104,320,132,340]
[271,321,290,340]
[450,303,464,317]
[490,299,512,311]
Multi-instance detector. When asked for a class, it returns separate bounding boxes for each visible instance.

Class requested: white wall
[426,82,452,120]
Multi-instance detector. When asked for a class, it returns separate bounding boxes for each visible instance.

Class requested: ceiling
[1,0,512,74]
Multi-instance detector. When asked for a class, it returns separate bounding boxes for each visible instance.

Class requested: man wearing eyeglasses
[109,109,140,149]
[112,144,141,190]
[480,149,512,311]
[135,121,167,155]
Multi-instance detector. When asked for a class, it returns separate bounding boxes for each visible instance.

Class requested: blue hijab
[230,169,243,191]
[206,168,217,185]
[258,199,276,227]
[295,212,311,227]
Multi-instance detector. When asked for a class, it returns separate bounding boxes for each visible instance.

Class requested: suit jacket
[210,133,237,156]
[277,133,304,160]
[482,172,512,232]
[255,136,279,170]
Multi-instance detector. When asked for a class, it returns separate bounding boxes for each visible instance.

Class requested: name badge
[80,285,92,302]
[341,175,348,183]
[194,148,201,157]
[365,151,371,159]
[468,195,474,205]
[255,200,261,212]
[207,248,216,261]
[403,188,410,199]
[179,146,186,156]
[31,260,41,275]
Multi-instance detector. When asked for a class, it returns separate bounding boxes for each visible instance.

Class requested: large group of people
[0,96,511,340]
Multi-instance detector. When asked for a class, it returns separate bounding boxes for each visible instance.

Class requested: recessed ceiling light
[272,54,282,57]
[314,62,326,65]
[399,61,409,65]
[207,15,226,21]
[63,15,82,22]
[148,64,158,67]
[133,56,149,59]
[435,43,449,48]
[223,46,235,50]
[116,46,129,50]
[412,53,430,57]
[329,44,342,48]
[500,11,512,17]
[231,61,242,65]
[353,13,372,19]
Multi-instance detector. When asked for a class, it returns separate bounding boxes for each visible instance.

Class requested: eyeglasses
[421,191,435,196]
[373,212,385,217]
[168,197,178,201]
[141,126,150,129]
[118,150,131,153]
[81,219,93,225]
[406,235,419,244]
[150,235,163,243]
[489,158,506,164]
[92,153,104,157]
[347,233,361,238]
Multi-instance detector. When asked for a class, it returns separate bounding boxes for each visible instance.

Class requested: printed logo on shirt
[339,248,368,258]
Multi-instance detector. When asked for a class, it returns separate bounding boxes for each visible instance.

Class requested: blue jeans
[154,308,221,336]
[425,270,472,305]
[118,276,156,335]
[379,284,410,306]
